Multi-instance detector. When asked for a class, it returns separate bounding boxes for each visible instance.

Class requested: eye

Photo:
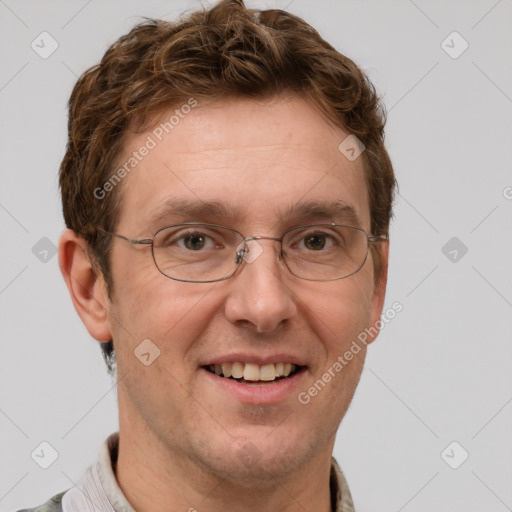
[302,233,330,250]
[181,233,209,251]
[158,229,219,251]
[293,229,339,251]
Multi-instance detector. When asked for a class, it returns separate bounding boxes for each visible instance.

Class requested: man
[18,0,396,510]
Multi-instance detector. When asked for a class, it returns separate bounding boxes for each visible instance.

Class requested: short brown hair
[59,0,397,373]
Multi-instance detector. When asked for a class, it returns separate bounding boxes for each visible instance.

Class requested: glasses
[98,222,387,283]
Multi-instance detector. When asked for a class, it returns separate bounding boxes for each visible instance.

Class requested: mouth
[202,362,305,385]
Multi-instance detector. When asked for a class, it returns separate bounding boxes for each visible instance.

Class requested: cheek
[307,274,374,350]
[111,270,218,360]
[306,281,372,402]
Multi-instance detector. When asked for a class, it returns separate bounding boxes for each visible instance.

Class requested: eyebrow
[145,198,362,232]
[146,199,246,231]
[281,200,362,227]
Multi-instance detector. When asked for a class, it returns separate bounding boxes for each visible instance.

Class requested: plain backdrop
[1,1,511,511]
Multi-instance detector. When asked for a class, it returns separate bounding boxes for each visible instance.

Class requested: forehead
[114,95,370,234]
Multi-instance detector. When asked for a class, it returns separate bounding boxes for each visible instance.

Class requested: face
[105,94,387,483]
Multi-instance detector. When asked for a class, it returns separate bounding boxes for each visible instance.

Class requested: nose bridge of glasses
[234,235,282,265]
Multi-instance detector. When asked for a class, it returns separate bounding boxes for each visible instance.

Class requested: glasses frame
[98,222,388,283]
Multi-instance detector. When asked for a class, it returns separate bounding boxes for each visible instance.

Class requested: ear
[366,240,389,345]
[58,229,112,342]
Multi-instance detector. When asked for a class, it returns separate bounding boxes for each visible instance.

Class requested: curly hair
[59,0,397,374]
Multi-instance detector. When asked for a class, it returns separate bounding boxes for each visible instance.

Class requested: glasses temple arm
[97,227,152,246]
[368,234,389,243]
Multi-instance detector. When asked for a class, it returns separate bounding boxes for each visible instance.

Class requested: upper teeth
[210,362,296,381]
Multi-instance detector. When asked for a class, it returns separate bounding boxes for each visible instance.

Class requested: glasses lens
[152,224,244,282]
[282,225,369,280]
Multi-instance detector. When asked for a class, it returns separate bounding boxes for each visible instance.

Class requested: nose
[224,238,297,333]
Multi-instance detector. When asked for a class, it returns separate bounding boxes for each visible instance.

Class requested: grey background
[1,0,511,511]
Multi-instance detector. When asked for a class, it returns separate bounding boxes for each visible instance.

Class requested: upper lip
[200,353,307,367]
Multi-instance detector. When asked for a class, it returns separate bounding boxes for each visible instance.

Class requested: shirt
[16,432,355,512]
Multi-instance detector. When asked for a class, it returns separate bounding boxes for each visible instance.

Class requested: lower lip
[200,367,307,405]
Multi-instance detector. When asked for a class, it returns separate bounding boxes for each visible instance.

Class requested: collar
[61,432,355,512]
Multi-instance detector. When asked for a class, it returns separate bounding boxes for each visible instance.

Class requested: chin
[193,427,317,486]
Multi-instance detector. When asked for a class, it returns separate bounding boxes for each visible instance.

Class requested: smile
[203,362,303,383]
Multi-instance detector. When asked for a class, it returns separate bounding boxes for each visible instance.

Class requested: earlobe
[366,240,390,345]
[58,229,113,342]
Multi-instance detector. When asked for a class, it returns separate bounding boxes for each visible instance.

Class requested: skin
[59,94,388,512]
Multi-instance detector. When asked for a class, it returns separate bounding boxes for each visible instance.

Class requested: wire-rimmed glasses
[98,222,388,283]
